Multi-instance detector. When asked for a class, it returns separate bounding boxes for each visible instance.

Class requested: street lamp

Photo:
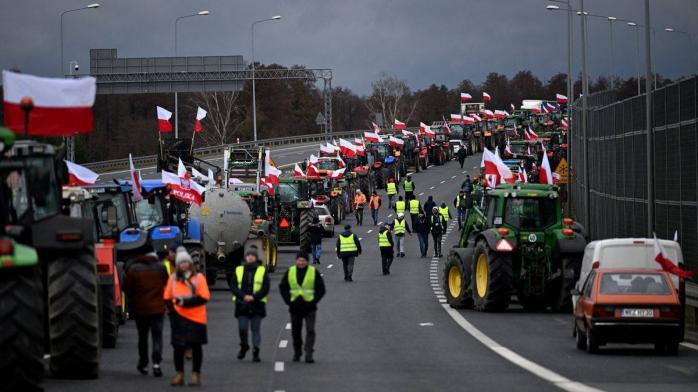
[251,15,282,142]
[664,27,696,70]
[60,3,100,75]
[627,22,642,95]
[173,10,210,138]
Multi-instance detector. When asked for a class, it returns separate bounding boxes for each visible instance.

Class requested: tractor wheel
[550,255,582,312]
[299,209,313,253]
[100,282,119,348]
[48,251,100,379]
[443,254,474,309]
[268,241,278,273]
[586,328,599,354]
[471,240,512,311]
[0,266,44,391]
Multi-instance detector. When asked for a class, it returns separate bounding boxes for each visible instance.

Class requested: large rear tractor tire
[48,251,100,379]
[443,254,474,309]
[0,266,44,391]
[299,210,313,253]
[550,255,582,312]
[100,282,119,348]
[471,241,513,311]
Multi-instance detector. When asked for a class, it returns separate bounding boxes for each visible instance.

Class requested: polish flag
[354,138,364,147]
[394,119,406,130]
[654,234,695,278]
[194,106,207,133]
[470,114,482,122]
[450,114,464,123]
[363,131,381,143]
[505,140,513,156]
[307,163,319,177]
[482,109,495,119]
[419,122,430,134]
[528,126,539,139]
[494,110,509,119]
[482,148,515,185]
[460,92,472,103]
[157,106,173,132]
[337,155,346,168]
[293,163,305,177]
[177,158,189,179]
[260,178,276,196]
[442,119,451,134]
[2,70,96,136]
[354,141,366,157]
[539,144,553,185]
[339,138,357,158]
[462,116,475,125]
[519,167,528,183]
[329,141,340,153]
[389,136,404,148]
[309,154,319,164]
[562,118,569,130]
[372,122,382,133]
[162,170,205,205]
[265,151,281,185]
[483,92,491,102]
[556,93,568,104]
[402,129,414,137]
[191,167,207,181]
[510,103,516,112]
[319,144,335,155]
[129,154,143,202]
[424,125,435,138]
[328,167,346,179]
[65,160,99,186]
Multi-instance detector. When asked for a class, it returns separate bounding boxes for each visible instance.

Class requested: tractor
[443,183,586,312]
[0,128,100,389]
[366,141,403,189]
[275,178,314,251]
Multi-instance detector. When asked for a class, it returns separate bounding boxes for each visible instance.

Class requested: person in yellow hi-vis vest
[391,213,412,258]
[408,197,421,229]
[230,248,270,362]
[336,224,362,281]
[438,202,452,232]
[279,252,326,363]
[403,174,415,201]
[394,195,407,215]
[386,178,398,209]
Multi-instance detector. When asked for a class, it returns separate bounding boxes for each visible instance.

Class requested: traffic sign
[315,112,326,125]
[554,157,568,184]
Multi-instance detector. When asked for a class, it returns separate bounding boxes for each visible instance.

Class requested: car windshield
[278,183,301,203]
[600,272,672,295]
[317,160,340,171]
[134,197,164,230]
[503,197,557,230]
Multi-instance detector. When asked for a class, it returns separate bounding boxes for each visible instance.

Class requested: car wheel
[585,328,598,354]
[575,325,587,350]
[666,341,679,356]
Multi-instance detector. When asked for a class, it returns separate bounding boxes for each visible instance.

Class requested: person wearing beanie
[164,248,210,386]
[230,248,270,363]
[279,252,326,363]
[336,224,362,281]
[123,243,168,377]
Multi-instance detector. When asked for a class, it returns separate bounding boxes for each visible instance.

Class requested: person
[353,190,367,226]
[439,202,451,232]
[123,244,168,377]
[369,191,381,226]
[391,212,412,258]
[161,245,177,276]
[386,178,397,209]
[457,146,467,168]
[230,249,270,362]
[408,197,421,229]
[336,224,362,281]
[430,207,444,257]
[308,217,325,264]
[377,222,395,274]
[394,195,406,215]
[423,195,436,221]
[403,174,415,201]
[279,252,326,363]
[164,248,210,386]
[461,175,473,194]
[453,190,468,230]
[413,213,430,258]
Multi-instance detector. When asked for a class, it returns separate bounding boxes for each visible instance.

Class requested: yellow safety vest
[409,199,420,214]
[339,233,358,253]
[164,259,173,276]
[233,265,268,303]
[394,219,406,235]
[378,231,391,248]
[439,206,450,221]
[396,200,406,214]
[404,180,414,192]
[386,182,397,195]
[288,265,316,302]
[455,196,464,208]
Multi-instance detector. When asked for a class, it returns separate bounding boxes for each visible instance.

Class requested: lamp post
[580,0,590,231]
[173,10,210,139]
[251,16,282,142]
[60,3,99,75]
[644,0,653,236]
[607,17,617,88]
[664,27,696,71]
[627,22,642,95]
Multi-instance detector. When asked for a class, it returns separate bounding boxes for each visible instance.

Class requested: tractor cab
[276,178,313,249]
[131,180,184,252]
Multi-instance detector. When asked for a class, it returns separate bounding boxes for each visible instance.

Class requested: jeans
[395,235,405,255]
[174,345,202,373]
[371,209,379,225]
[238,315,262,349]
[432,233,442,256]
[405,191,414,201]
[135,314,164,367]
[381,253,393,274]
[342,257,355,280]
[311,243,322,263]
[355,207,364,225]
[388,195,394,209]
[417,233,429,257]
[457,209,466,229]
[291,311,317,359]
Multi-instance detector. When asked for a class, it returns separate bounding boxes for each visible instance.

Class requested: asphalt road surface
[47,153,698,392]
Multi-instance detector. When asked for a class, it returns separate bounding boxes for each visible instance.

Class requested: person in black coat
[308,217,325,264]
[423,195,437,221]
[429,207,444,257]
[230,249,270,362]
[377,222,395,274]
[413,213,431,258]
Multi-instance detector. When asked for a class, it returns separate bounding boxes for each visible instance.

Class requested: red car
[573,268,682,354]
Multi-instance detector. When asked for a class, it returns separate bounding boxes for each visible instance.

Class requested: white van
[574,238,683,309]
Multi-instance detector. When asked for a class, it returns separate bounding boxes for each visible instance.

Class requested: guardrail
[84,130,364,173]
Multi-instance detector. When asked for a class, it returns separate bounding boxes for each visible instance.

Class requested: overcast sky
[1,0,696,95]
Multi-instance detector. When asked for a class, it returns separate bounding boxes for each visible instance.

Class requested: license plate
[621,308,654,318]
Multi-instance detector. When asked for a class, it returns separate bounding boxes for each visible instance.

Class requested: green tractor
[443,183,586,312]
[275,178,314,251]
[0,128,100,389]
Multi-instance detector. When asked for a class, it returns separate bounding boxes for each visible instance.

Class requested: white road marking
[462,170,467,174]
[285,323,291,330]
[418,322,434,327]
[418,192,424,196]
[451,175,457,179]
[279,340,288,348]
[367,229,373,233]
[428,165,435,168]
[681,342,698,351]
[359,237,363,241]
[473,166,478,169]
[274,361,285,372]
[327,264,334,269]
[388,214,393,217]
[440,305,603,392]
[438,299,447,303]
[429,186,435,189]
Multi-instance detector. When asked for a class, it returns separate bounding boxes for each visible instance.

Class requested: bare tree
[188,91,245,146]
[366,73,417,127]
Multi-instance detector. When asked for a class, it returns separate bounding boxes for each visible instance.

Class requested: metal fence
[571,75,698,275]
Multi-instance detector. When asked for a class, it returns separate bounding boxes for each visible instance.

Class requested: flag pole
[190,128,196,156]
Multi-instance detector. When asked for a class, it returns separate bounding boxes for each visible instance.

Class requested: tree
[366,73,416,127]
[546,73,568,100]
[189,91,245,147]
[480,72,509,109]
[509,70,545,109]
[332,87,369,132]
[413,84,450,123]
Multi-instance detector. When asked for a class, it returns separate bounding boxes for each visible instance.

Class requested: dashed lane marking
[327,264,334,269]
[367,229,373,233]
[279,340,288,348]
[388,214,393,217]
[418,192,424,196]
[451,175,457,179]
[429,186,435,189]
[462,170,467,174]
[681,342,698,351]
[274,361,285,372]
[285,323,291,330]
[440,180,446,184]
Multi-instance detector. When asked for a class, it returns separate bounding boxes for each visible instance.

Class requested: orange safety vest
[354,193,367,207]
[369,195,381,209]
[164,272,210,324]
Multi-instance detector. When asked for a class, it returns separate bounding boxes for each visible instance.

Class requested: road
[47,153,698,392]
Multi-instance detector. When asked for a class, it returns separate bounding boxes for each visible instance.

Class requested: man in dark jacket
[461,175,473,194]
[430,206,445,257]
[336,224,362,281]
[308,217,325,264]
[454,190,468,230]
[124,244,169,377]
[457,146,467,168]
[230,249,270,362]
[413,213,430,258]
[423,195,437,221]
[377,222,394,274]
[279,252,326,363]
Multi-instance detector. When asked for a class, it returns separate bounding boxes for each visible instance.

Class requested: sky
[0,0,696,95]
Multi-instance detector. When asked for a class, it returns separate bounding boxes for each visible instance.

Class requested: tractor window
[278,183,301,203]
[94,194,130,235]
[486,196,497,225]
[316,160,339,171]
[503,197,557,230]
[134,196,165,230]
[27,158,60,220]
[0,169,30,223]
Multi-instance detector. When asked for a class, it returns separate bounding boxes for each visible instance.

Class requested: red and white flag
[510,103,516,112]
[309,154,319,164]
[2,70,96,136]
[556,93,568,104]
[401,129,414,137]
[463,116,475,124]
[129,154,143,202]
[65,160,98,186]
[353,139,366,156]
[482,109,495,119]
[424,124,435,138]
[162,170,205,205]
[561,118,569,130]
[519,167,528,183]
[157,106,173,132]
[653,234,695,278]
[419,122,429,134]
[483,92,491,102]
[460,92,472,103]
[194,106,207,133]
[260,178,275,196]
[363,131,381,143]
[442,118,451,134]
[339,138,357,158]
[265,151,281,185]
[505,140,513,156]
[528,126,538,139]
[470,113,482,122]
[319,144,335,155]
[372,122,382,133]
[293,163,305,177]
[306,163,319,177]
[328,167,346,179]
[389,136,404,148]
[450,114,463,123]
[494,110,509,119]
[539,144,553,185]
[394,119,406,130]
[482,148,515,185]
[177,158,189,179]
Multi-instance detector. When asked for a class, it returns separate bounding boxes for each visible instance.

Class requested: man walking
[423,195,437,221]
[369,191,381,226]
[279,252,326,363]
[353,190,367,226]
[386,177,398,209]
[439,202,451,232]
[453,190,468,230]
[124,244,168,377]
[308,217,324,265]
[231,249,270,362]
[377,222,395,274]
[403,174,415,201]
[430,207,444,257]
[336,224,362,281]
[391,212,412,258]
[394,195,406,216]
[461,175,473,194]
[408,196,421,229]
[457,145,467,168]
[414,213,430,258]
